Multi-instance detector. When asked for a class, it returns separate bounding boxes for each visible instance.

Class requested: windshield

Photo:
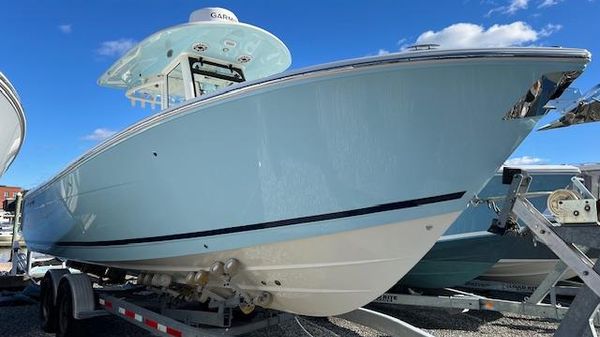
[189,57,245,96]
[126,56,246,110]
[167,64,187,107]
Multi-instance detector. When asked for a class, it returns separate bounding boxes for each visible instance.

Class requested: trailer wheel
[39,269,70,332]
[56,281,82,337]
[40,273,57,332]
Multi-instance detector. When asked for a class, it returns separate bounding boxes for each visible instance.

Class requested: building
[0,185,22,210]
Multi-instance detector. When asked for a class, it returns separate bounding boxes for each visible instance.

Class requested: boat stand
[373,168,600,336]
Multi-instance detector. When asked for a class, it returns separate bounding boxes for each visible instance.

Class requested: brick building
[0,185,22,209]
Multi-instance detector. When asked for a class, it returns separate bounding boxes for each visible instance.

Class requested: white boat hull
[0,73,25,177]
[481,259,578,285]
[23,49,590,316]
[113,212,458,315]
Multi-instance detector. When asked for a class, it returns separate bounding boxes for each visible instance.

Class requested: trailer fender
[58,273,95,319]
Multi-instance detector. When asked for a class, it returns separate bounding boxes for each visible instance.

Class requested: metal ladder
[490,169,600,337]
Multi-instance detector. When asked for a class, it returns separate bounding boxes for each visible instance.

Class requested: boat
[580,163,600,198]
[0,211,25,248]
[0,224,25,248]
[0,72,25,178]
[0,211,11,247]
[0,224,15,247]
[22,8,592,316]
[400,165,582,288]
[479,164,600,285]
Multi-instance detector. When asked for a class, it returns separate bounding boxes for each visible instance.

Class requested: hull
[0,73,25,177]
[398,232,507,289]
[481,259,578,285]
[400,165,582,288]
[115,212,458,316]
[23,49,589,316]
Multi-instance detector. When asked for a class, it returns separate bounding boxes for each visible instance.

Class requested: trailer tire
[40,269,70,332]
[56,281,83,337]
[40,273,57,332]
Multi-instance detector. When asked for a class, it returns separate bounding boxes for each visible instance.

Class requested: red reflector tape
[145,318,158,329]
[104,305,182,337]
[166,326,182,337]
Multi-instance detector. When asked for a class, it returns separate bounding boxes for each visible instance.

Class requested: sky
[1,0,599,188]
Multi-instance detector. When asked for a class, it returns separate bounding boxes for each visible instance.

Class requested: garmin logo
[210,12,236,21]
[189,8,239,24]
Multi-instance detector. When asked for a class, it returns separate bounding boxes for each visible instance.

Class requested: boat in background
[480,164,600,285]
[400,165,582,288]
[22,7,592,316]
[0,223,25,248]
[580,163,600,197]
[0,211,24,248]
[0,72,25,178]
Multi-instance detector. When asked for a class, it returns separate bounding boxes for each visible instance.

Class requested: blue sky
[1,0,599,188]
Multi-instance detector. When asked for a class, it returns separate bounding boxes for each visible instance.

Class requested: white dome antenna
[189,8,239,23]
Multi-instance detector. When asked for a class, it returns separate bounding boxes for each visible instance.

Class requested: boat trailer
[374,168,600,337]
[37,267,436,337]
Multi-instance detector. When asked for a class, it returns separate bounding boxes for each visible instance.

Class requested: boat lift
[374,168,600,336]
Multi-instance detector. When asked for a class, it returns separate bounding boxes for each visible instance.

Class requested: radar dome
[189,8,239,23]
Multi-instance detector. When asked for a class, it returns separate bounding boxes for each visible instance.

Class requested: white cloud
[413,22,549,49]
[377,49,390,56]
[538,0,561,8]
[539,23,562,37]
[504,156,546,165]
[488,0,530,15]
[488,0,562,15]
[82,128,117,141]
[58,24,72,34]
[96,38,137,57]
[507,0,530,13]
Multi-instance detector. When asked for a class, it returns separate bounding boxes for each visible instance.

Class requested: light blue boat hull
[22,49,589,315]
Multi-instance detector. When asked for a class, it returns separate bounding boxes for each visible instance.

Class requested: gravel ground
[1,298,591,337]
[370,304,562,337]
